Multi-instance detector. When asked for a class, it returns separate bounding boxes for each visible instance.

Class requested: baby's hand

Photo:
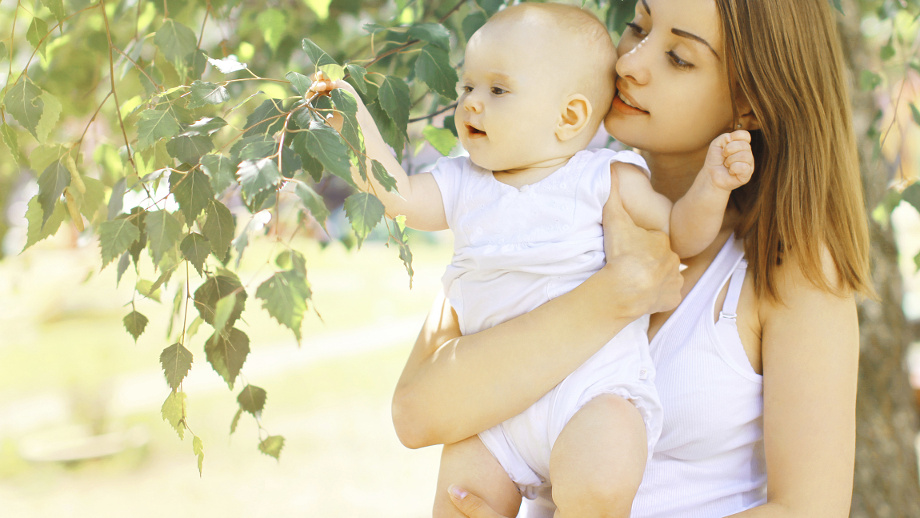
[704,130,754,191]
[307,71,360,131]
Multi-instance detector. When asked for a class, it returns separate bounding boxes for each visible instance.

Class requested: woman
[392,0,873,516]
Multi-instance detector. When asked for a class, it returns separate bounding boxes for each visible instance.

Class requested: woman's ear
[556,94,592,141]
[734,94,761,131]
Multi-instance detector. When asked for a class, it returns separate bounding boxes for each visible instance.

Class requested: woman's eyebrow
[641,0,650,13]
[671,28,720,59]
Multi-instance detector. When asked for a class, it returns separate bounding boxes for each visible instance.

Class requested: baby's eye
[491,87,507,95]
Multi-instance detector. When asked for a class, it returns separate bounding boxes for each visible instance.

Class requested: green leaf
[145,210,182,266]
[476,0,503,16]
[294,124,354,185]
[40,0,65,25]
[207,56,248,74]
[23,195,65,251]
[160,342,194,390]
[302,38,337,68]
[137,109,182,150]
[99,218,141,268]
[185,117,227,137]
[910,103,920,127]
[155,19,198,62]
[136,279,162,301]
[237,158,281,205]
[902,182,920,215]
[259,435,285,460]
[26,17,49,58]
[202,199,235,258]
[345,64,368,95]
[161,390,187,440]
[167,135,213,164]
[123,310,149,342]
[1,124,25,165]
[286,71,312,97]
[390,215,414,282]
[35,91,61,143]
[200,154,235,194]
[829,0,843,14]
[230,408,243,435]
[194,274,247,327]
[331,89,364,176]
[233,134,276,161]
[378,76,410,136]
[407,23,450,51]
[294,183,330,226]
[244,99,286,137]
[858,70,881,91]
[172,169,214,221]
[4,78,44,139]
[256,270,311,340]
[237,384,267,417]
[257,9,287,53]
[319,63,345,81]
[213,293,238,333]
[344,192,385,247]
[461,11,487,41]
[205,327,250,389]
[423,125,457,155]
[188,81,230,108]
[371,159,397,192]
[415,45,458,100]
[192,436,204,476]
[180,232,211,275]
[37,159,70,228]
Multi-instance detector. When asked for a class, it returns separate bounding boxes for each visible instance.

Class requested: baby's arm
[670,130,754,258]
[310,75,448,232]
[613,162,672,234]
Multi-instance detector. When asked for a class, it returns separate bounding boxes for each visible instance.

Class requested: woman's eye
[491,87,506,95]
[625,22,647,38]
[459,85,473,94]
[667,51,694,70]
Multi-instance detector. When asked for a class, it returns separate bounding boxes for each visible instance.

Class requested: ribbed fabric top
[630,235,766,517]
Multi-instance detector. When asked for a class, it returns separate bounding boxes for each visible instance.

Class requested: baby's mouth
[466,124,486,137]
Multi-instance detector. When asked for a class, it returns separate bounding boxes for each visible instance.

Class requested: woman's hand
[603,168,683,318]
[448,486,510,518]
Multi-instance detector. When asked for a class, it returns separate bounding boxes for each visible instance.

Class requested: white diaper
[478,315,662,499]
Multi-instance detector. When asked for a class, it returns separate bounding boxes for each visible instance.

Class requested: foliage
[1,0,919,476]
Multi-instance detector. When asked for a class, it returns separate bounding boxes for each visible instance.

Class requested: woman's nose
[616,39,651,85]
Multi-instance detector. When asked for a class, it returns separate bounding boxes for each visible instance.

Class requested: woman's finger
[448,486,509,518]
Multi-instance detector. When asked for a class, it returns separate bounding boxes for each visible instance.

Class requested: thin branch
[408,102,457,124]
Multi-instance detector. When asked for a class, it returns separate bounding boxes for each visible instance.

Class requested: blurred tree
[1,0,918,507]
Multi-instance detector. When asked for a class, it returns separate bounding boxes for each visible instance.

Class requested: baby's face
[454,26,576,173]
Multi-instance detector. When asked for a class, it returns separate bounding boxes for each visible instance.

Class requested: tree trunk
[839,4,920,516]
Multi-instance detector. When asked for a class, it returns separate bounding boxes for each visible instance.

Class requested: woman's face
[604,0,735,157]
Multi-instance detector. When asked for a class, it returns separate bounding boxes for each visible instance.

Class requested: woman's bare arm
[392,172,683,448]
[729,251,859,518]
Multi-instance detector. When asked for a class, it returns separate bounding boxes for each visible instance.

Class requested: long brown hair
[717,0,873,300]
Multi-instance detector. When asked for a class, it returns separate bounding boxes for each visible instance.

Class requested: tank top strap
[718,258,748,321]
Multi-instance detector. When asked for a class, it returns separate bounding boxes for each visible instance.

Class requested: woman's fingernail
[448,485,468,500]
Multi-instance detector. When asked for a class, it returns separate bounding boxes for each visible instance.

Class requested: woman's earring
[736,123,742,129]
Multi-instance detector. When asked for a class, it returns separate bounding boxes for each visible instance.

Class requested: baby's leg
[433,435,523,518]
[549,394,648,518]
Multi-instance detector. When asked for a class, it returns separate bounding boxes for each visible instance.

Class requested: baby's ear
[555,94,592,141]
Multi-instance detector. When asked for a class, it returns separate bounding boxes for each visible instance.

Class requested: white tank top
[518,236,767,518]
[630,235,766,517]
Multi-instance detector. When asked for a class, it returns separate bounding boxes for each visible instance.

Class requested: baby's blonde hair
[486,3,617,129]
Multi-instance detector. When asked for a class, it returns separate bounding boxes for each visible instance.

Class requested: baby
[312,3,753,516]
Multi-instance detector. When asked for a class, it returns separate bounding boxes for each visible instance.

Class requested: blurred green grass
[0,228,453,517]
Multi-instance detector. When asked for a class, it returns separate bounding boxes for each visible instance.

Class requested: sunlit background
[0,212,452,517]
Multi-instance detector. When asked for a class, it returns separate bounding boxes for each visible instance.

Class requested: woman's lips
[612,91,649,115]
